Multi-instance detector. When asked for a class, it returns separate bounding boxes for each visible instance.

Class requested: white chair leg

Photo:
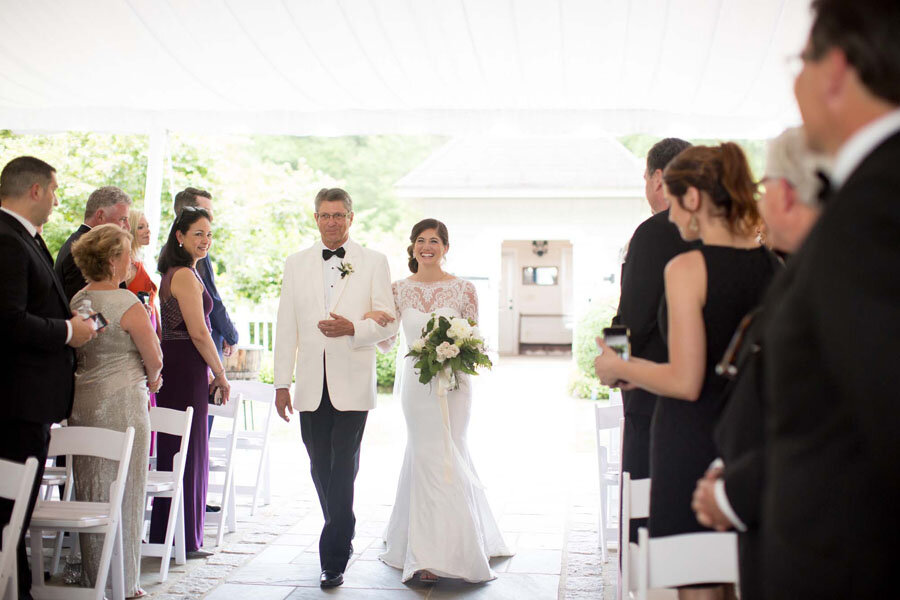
[50,530,65,574]
[109,520,125,600]
[263,448,272,507]
[227,475,236,533]
[29,527,45,593]
[158,491,181,581]
[599,478,609,562]
[175,494,186,565]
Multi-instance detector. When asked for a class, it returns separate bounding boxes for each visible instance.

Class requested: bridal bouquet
[406,314,492,386]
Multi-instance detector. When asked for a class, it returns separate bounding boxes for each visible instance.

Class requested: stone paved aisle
[137,356,616,600]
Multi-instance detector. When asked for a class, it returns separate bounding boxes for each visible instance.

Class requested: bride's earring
[688,213,700,233]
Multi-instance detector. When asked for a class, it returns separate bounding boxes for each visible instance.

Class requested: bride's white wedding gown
[379,277,512,583]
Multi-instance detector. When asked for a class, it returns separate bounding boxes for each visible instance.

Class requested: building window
[522,266,559,286]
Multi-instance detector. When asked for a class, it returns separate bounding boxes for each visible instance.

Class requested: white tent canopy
[0,0,811,138]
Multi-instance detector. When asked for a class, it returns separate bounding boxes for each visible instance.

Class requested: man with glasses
[760,1,900,597]
[273,188,397,588]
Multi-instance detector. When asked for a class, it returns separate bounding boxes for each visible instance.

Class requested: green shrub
[570,302,618,399]
[376,344,398,391]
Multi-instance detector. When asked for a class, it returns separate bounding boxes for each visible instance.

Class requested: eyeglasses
[317,212,350,222]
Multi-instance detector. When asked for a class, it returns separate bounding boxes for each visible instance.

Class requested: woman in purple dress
[149,206,231,557]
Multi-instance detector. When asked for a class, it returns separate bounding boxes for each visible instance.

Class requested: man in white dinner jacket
[274,188,398,588]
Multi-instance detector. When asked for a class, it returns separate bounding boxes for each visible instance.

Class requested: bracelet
[213,369,224,378]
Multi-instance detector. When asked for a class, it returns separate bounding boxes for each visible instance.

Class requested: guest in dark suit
[0,156,97,600]
[760,2,900,597]
[55,186,132,301]
[613,137,693,541]
[691,127,825,600]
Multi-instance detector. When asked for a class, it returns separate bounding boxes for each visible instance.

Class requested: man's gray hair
[314,188,352,213]
[84,186,132,220]
[764,127,831,206]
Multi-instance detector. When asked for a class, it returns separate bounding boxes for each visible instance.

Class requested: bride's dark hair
[408,218,449,273]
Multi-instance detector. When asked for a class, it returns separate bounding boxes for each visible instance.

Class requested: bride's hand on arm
[363,310,395,327]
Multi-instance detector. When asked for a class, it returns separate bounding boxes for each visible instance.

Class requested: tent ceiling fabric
[0,0,810,138]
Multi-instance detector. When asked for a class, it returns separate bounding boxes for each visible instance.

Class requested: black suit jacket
[196,255,238,357]
[762,130,900,599]
[55,223,91,302]
[614,209,697,415]
[0,211,75,424]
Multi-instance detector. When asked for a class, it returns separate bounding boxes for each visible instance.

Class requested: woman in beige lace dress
[69,224,163,598]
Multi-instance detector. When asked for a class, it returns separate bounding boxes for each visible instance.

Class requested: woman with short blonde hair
[69,223,163,599]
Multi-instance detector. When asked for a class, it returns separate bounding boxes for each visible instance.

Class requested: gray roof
[396,136,644,198]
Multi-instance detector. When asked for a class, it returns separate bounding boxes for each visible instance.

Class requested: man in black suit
[691,126,824,600]
[55,186,132,301]
[0,156,96,600]
[612,137,692,541]
[760,1,900,597]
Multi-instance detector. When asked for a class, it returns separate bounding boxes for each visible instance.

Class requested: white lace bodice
[392,277,479,322]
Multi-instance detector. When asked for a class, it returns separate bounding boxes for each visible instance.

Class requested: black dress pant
[0,419,51,600]
[299,376,368,573]
[622,412,652,542]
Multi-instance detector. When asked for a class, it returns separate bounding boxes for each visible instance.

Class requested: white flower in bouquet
[471,325,482,340]
[447,317,474,340]
[435,340,460,363]
[411,338,426,352]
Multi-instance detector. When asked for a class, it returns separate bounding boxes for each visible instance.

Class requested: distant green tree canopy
[2,129,763,308]
[1,131,444,306]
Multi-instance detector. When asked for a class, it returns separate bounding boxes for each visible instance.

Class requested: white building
[396,136,650,355]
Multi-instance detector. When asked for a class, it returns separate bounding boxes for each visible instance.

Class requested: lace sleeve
[462,281,479,322]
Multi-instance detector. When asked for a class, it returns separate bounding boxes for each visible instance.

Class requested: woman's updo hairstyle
[407,218,449,274]
[71,223,132,282]
[157,206,211,274]
[663,142,761,236]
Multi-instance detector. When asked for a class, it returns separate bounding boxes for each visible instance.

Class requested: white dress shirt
[318,239,347,309]
[832,107,900,188]
[0,206,72,343]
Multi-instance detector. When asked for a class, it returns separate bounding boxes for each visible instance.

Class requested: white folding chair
[621,472,654,600]
[595,403,624,561]
[207,399,239,547]
[228,381,275,515]
[141,406,193,582]
[0,457,39,600]
[635,528,739,599]
[29,426,135,600]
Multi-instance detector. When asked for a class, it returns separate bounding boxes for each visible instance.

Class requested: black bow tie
[816,170,833,204]
[322,247,346,260]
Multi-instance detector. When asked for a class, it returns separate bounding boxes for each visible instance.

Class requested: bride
[365,218,512,584]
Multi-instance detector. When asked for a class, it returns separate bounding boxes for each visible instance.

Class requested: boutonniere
[338,261,354,279]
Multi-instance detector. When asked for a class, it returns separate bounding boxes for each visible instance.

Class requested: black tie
[34,233,53,266]
[322,247,346,260]
[816,170,833,204]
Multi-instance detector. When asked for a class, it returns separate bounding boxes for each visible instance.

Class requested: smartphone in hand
[601,325,631,360]
[89,312,109,332]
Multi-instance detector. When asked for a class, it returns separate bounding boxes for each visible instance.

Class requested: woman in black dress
[595,143,778,600]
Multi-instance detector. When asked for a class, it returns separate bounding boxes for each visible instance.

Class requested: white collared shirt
[0,206,38,237]
[318,239,349,310]
[832,107,900,188]
[0,206,73,343]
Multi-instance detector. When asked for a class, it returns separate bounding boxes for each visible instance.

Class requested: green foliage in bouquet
[406,314,492,385]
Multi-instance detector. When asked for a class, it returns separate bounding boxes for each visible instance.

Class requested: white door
[499,249,518,354]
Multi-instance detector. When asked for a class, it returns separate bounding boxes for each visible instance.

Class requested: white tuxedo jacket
[273,239,398,412]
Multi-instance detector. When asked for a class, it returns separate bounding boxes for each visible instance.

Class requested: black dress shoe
[205,504,221,512]
[320,570,344,588]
